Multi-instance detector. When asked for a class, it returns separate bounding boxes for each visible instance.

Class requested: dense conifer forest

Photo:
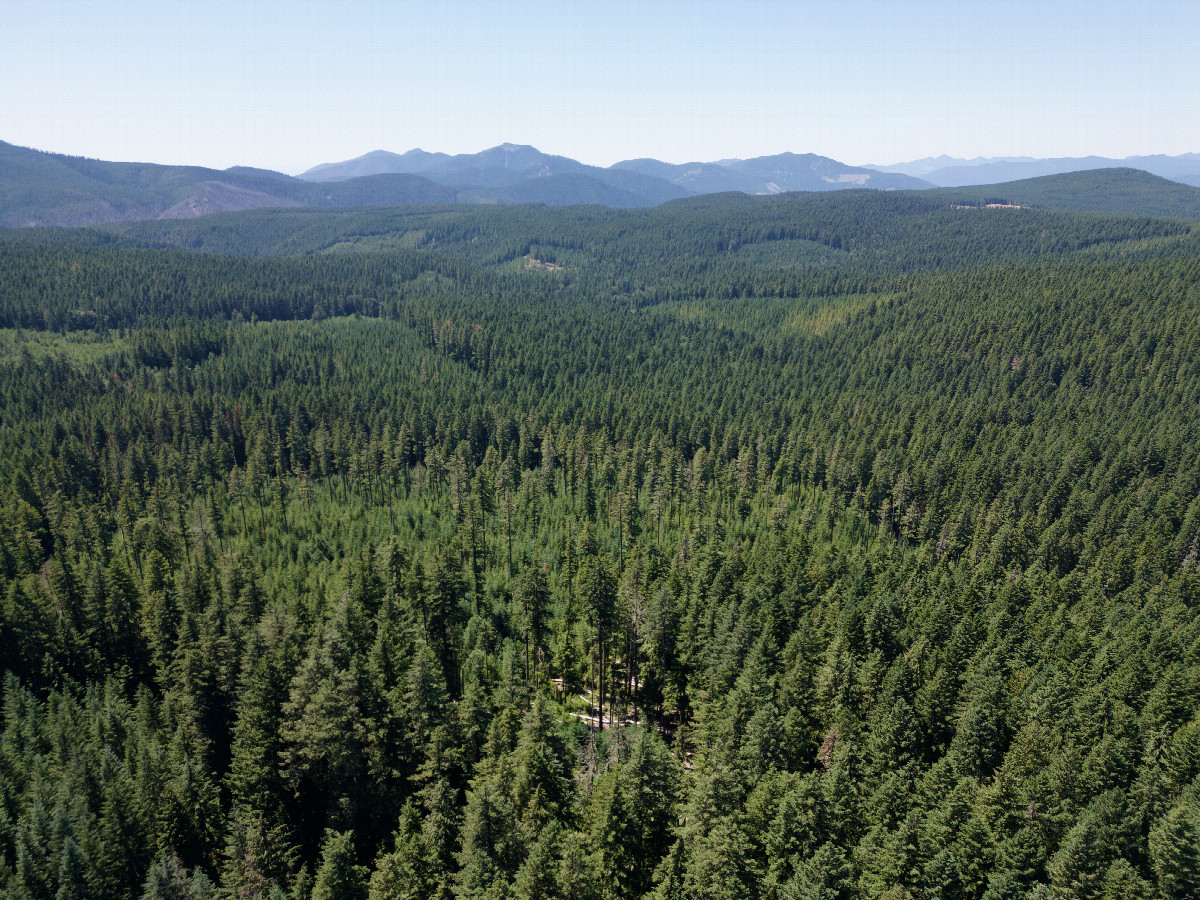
[2,187,1200,900]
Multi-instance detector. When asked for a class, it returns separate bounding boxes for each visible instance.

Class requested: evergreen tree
[368,805,435,900]
[1150,803,1200,900]
[141,853,218,900]
[311,832,367,900]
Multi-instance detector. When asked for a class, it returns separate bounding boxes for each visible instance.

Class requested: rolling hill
[872,151,1200,188]
[8,167,1198,270]
[933,168,1200,218]
[718,152,930,192]
[0,141,458,227]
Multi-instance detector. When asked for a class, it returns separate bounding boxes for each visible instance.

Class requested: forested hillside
[935,168,1200,219]
[2,192,1200,900]
[6,173,1200,274]
[0,141,460,229]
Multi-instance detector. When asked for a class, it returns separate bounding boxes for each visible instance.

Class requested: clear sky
[2,0,1198,173]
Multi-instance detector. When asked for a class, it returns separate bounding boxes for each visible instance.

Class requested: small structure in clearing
[526,256,564,272]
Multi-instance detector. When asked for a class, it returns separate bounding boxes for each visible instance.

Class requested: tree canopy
[2,190,1200,899]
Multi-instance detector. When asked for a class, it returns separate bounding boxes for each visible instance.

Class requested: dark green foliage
[311,831,367,900]
[368,804,437,900]
[937,167,1200,218]
[1149,803,1200,899]
[2,191,1200,900]
[141,853,218,900]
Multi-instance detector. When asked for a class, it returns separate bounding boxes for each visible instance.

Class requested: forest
[1,186,1200,900]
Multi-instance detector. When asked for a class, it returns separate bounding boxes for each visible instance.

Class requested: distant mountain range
[4,139,1200,228]
[298,142,931,200]
[867,153,1200,188]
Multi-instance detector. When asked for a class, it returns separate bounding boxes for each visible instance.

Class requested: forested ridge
[2,192,1200,900]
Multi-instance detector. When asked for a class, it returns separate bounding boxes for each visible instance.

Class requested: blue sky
[2,0,1197,173]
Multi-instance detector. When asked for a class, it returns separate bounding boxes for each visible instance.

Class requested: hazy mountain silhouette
[0,141,456,227]
[870,152,1200,188]
[6,138,1200,228]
